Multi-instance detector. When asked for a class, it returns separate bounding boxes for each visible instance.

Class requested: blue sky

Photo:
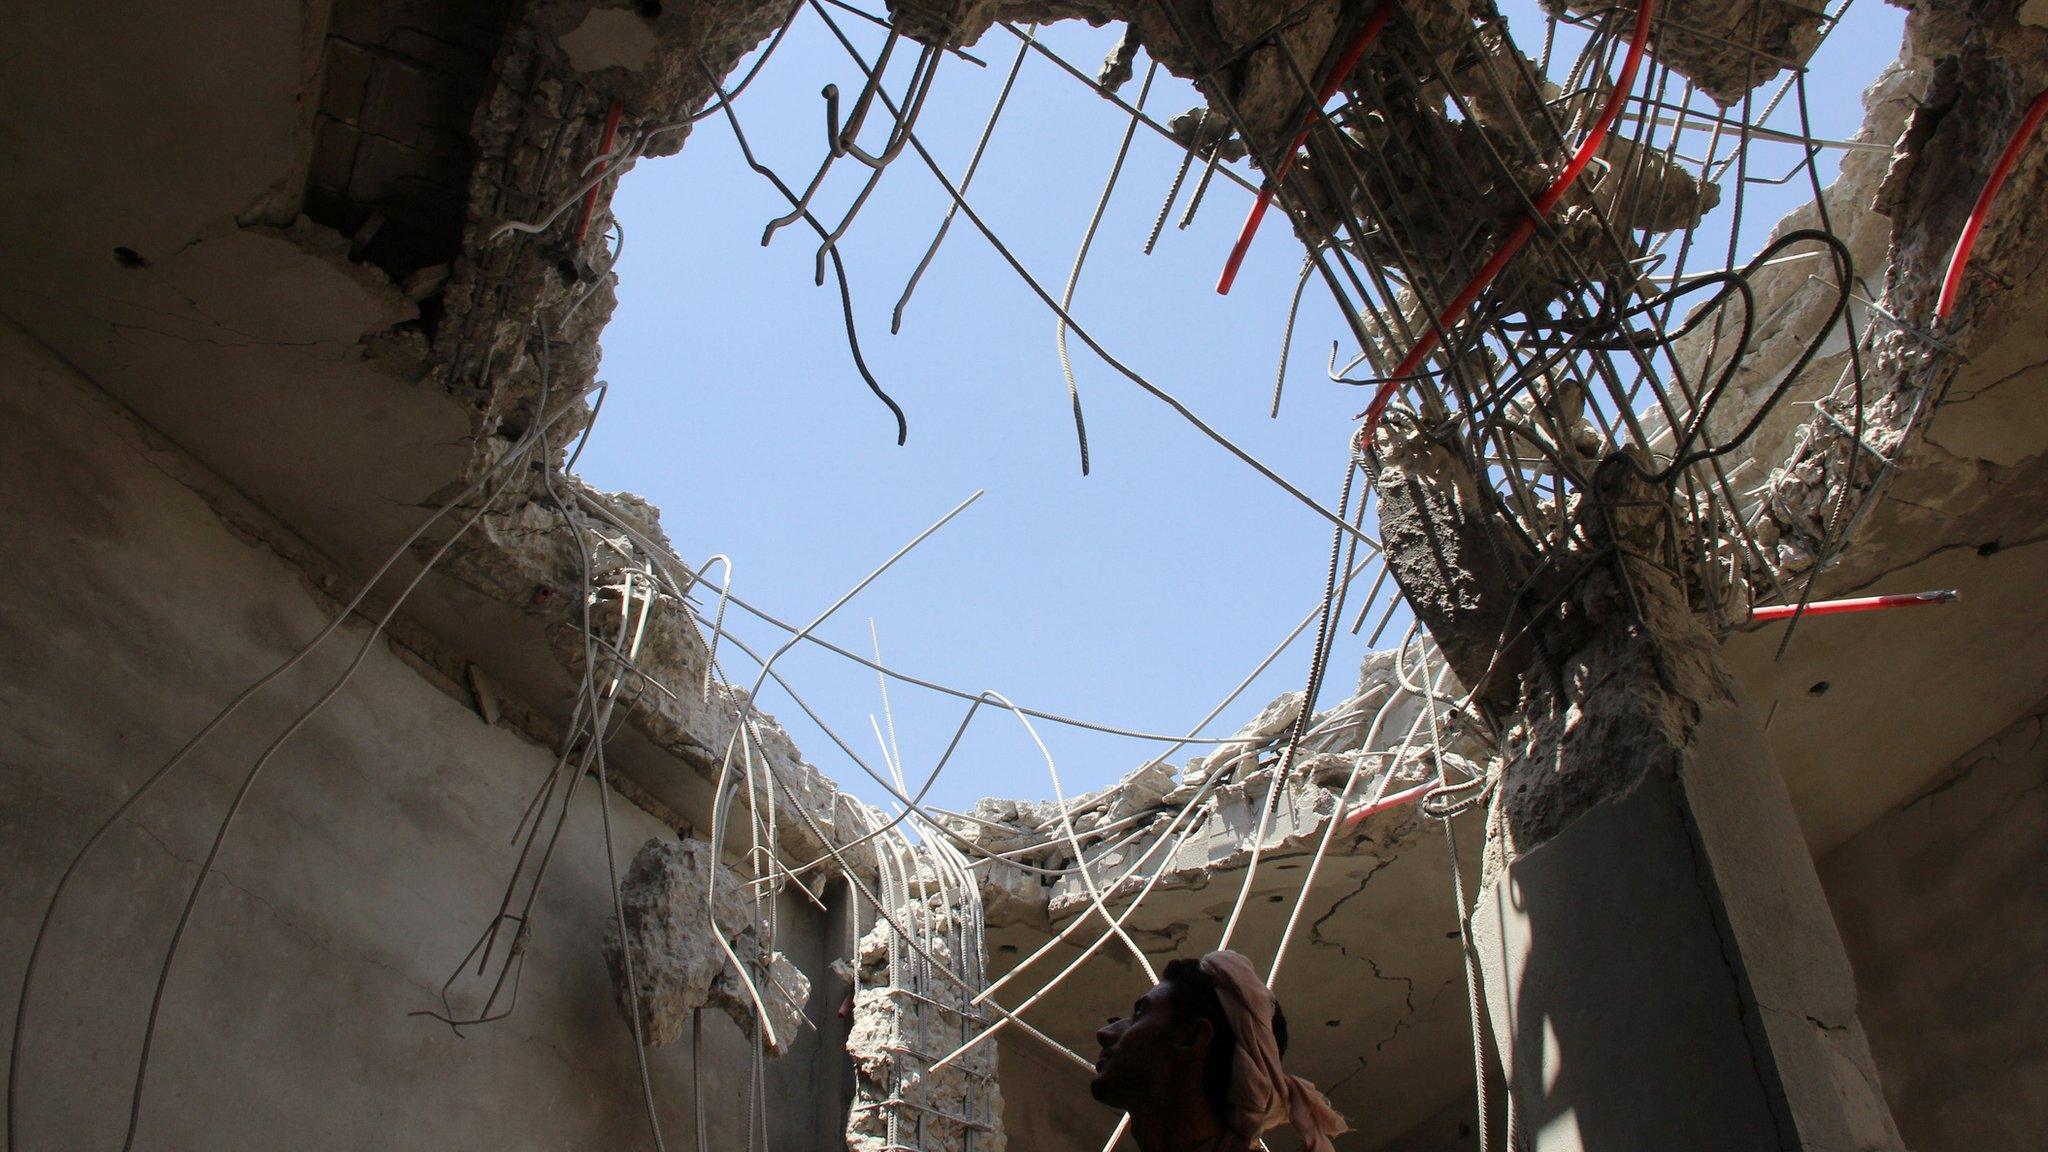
[581,0,1907,815]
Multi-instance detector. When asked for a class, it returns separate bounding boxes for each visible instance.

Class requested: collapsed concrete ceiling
[4,0,2046,1148]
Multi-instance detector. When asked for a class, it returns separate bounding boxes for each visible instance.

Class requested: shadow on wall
[1820,695,2048,1151]
[1480,770,1788,1151]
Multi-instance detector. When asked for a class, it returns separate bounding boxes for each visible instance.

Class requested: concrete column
[1463,469,1903,1152]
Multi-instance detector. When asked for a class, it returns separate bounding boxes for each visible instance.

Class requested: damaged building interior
[5,0,2047,1149]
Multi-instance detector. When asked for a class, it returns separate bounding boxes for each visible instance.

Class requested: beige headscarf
[1198,950,1350,1152]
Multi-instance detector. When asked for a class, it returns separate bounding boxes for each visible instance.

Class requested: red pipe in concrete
[1357,0,1656,436]
[572,98,626,245]
[1935,87,2048,321]
[1341,778,1436,825]
[1331,591,1956,826]
[1749,589,1958,623]
[1216,2,1397,295]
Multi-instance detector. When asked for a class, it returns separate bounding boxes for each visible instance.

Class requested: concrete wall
[1820,694,2048,1151]
[1375,1090,1485,1152]
[0,321,837,1150]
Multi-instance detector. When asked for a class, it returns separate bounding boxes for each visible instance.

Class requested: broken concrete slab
[603,835,812,1053]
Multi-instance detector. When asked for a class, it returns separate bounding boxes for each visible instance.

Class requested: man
[1091,950,1348,1152]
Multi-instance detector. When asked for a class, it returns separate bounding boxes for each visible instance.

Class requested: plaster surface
[0,322,832,1151]
[1820,693,2048,1150]
[1474,773,1787,1152]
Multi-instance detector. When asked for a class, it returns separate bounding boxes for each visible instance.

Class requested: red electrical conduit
[1341,778,1436,826]
[1749,589,1957,623]
[572,98,626,245]
[1325,589,1954,827]
[1358,0,1656,436]
[1216,1,1397,295]
[1935,87,2048,321]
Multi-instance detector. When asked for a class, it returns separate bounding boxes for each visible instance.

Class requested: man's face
[1090,982,1199,1109]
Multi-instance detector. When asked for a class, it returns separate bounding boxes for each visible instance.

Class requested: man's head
[1089,958,1289,1125]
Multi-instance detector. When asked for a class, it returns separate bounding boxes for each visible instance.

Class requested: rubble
[11,0,2048,1145]
[1642,61,1921,591]
[846,872,1005,1152]
[941,639,1486,925]
[1481,455,1736,876]
[295,0,2048,1141]
[1370,423,1536,718]
[1673,0,2048,600]
[404,0,1884,1002]
[602,836,812,1052]
[827,0,1738,312]
[1547,0,1827,106]
[430,467,869,864]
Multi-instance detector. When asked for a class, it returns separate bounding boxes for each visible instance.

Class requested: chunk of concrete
[602,836,807,1053]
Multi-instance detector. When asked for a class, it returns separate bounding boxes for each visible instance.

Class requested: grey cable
[1056,61,1157,475]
